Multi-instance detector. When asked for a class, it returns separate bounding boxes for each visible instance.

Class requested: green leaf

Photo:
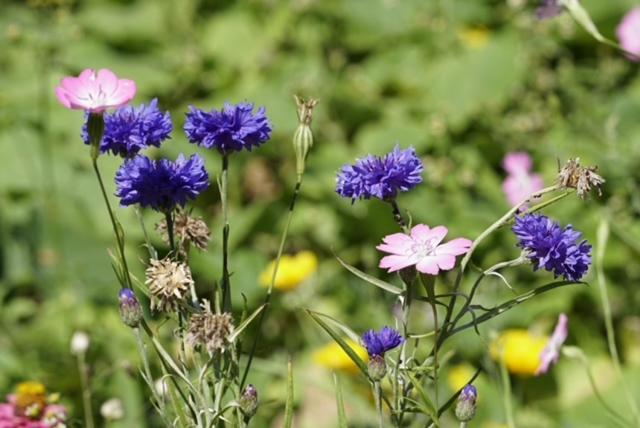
[406,374,438,423]
[306,309,370,379]
[229,304,266,342]
[561,0,608,43]
[284,357,294,428]
[336,255,402,295]
[333,373,348,428]
[305,310,361,344]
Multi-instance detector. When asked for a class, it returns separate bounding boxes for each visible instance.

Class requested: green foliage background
[1,0,640,426]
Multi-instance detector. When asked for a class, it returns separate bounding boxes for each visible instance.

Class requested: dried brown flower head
[146,258,193,312]
[187,301,234,353]
[156,211,211,252]
[557,158,605,199]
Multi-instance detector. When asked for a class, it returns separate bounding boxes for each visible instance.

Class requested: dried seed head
[187,301,234,354]
[156,211,211,252]
[146,258,193,312]
[557,158,605,199]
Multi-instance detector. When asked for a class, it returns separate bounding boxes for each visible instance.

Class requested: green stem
[220,154,231,312]
[375,382,384,428]
[240,178,303,389]
[499,356,515,428]
[77,352,95,428]
[135,206,157,260]
[165,211,176,255]
[596,219,640,424]
[134,327,166,416]
[389,199,409,233]
[92,159,132,288]
[421,275,439,410]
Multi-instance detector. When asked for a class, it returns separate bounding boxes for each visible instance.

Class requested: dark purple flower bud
[455,384,477,422]
[238,384,258,419]
[362,326,404,357]
[119,288,143,328]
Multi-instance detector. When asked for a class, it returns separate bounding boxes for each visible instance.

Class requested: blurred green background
[2,0,640,426]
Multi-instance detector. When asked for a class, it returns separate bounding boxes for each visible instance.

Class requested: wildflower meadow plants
[55,67,320,427]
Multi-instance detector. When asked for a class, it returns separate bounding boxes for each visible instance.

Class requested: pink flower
[617,7,640,61]
[502,152,544,207]
[377,224,472,275]
[55,68,136,113]
[536,313,568,375]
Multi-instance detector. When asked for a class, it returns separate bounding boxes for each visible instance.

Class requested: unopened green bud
[239,384,258,419]
[87,112,104,161]
[119,288,143,328]
[455,384,477,422]
[293,95,318,178]
[368,355,387,381]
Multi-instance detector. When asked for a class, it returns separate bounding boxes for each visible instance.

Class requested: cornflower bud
[238,384,259,419]
[119,288,143,328]
[455,384,478,422]
[87,113,105,161]
[367,355,387,381]
[293,95,318,179]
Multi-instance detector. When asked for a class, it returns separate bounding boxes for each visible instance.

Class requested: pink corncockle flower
[502,152,544,207]
[536,313,568,375]
[55,68,136,113]
[617,7,640,61]
[377,224,472,275]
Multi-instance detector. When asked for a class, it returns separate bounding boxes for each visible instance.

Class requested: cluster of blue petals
[362,326,404,357]
[115,154,209,212]
[184,102,272,153]
[83,98,172,157]
[512,214,591,281]
[336,145,423,202]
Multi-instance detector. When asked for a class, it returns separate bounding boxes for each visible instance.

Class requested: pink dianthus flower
[55,68,136,113]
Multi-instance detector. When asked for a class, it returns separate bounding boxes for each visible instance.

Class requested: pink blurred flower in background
[377,224,472,275]
[617,7,640,61]
[55,68,136,112]
[536,313,569,375]
[502,152,544,207]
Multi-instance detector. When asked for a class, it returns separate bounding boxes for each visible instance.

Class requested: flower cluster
[336,145,423,202]
[377,224,472,275]
[146,258,194,312]
[502,152,543,207]
[115,154,209,212]
[0,382,67,428]
[82,98,172,157]
[362,326,403,357]
[513,214,591,281]
[184,103,272,153]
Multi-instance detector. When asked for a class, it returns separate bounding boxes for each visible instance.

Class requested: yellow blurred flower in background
[490,329,548,376]
[259,251,318,291]
[14,381,47,412]
[447,363,476,392]
[313,339,368,374]
[459,27,490,49]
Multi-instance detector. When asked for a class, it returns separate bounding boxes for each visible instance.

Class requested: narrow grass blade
[333,373,348,428]
[284,357,294,428]
[229,303,266,342]
[336,255,402,295]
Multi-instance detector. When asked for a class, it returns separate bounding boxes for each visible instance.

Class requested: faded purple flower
[536,0,563,20]
[184,102,272,153]
[513,214,591,282]
[362,326,404,357]
[537,313,568,375]
[502,152,544,207]
[115,154,209,212]
[336,145,423,202]
[617,7,640,61]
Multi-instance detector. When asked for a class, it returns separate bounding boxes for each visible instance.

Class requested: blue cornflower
[83,98,172,157]
[512,214,592,281]
[184,102,272,153]
[115,154,209,212]
[362,326,404,357]
[336,145,423,202]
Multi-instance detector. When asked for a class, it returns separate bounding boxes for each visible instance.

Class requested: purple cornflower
[83,98,172,157]
[115,154,209,212]
[362,326,404,357]
[184,102,272,153]
[536,0,563,20]
[336,145,423,202]
[455,385,478,422]
[512,214,591,281]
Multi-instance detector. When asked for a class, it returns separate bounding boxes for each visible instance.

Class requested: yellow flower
[313,339,368,374]
[15,381,47,412]
[447,363,475,392]
[490,329,548,377]
[259,251,318,291]
[459,27,490,49]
